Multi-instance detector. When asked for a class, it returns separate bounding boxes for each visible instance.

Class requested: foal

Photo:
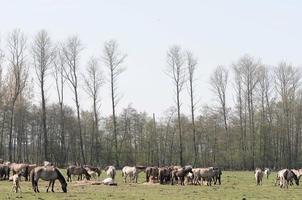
[12,173,21,193]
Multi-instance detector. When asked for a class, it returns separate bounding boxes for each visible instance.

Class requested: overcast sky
[1,0,302,117]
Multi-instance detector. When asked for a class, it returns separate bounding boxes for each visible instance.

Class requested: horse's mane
[55,168,66,183]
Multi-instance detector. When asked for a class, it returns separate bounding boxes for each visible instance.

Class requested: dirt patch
[72,180,102,186]
[142,182,160,186]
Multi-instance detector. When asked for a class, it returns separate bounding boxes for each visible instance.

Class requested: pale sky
[0,0,302,117]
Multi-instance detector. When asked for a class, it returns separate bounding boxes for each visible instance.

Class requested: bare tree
[103,40,126,167]
[186,50,198,166]
[6,29,28,162]
[210,66,229,165]
[83,57,104,164]
[275,62,301,168]
[31,30,55,161]
[53,47,67,165]
[166,45,186,165]
[62,36,86,164]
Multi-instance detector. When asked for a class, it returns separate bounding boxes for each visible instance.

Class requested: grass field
[1,170,302,200]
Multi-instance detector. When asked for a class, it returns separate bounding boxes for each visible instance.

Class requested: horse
[199,167,215,186]
[212,167,222,185]
[145,167,159,183]
[66,165,91,182]
[102,177,117,186]
[255,168,264,185]
[11,173,21,193]
[84,165,101,177]
[106,166,116,180]
[276,169,299,188]
[0,163,10,180]
[171,166,193,185]
[85,168,98,180]
[122,166,146,183]
[31,166,67,193]
[158,167,172,184]
[9,163,29,181]
[264,168,270,179]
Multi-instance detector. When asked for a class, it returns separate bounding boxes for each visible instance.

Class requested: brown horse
[145,167,159,182]
[158,167,172,184]
[66,165,91,182]
[31,166,67,193]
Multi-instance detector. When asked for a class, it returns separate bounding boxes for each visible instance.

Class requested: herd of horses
[0,160,222,193]
[1,159,301,193]
[255,167,302,189]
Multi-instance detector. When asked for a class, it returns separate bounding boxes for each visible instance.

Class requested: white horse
[264,168,270,179]
[122,166,146,183]
[255,168,264,185]
[106,166,116,180]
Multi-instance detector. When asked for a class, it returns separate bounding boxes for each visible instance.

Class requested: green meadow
[1,170,302,200]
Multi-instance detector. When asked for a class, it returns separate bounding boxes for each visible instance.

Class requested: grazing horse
[145,167,159,183]
[31,166,67,193]
[10,163,29,181]
[106,166,116,180]
[158,167,172,184]
[122,166,146,183]
[255,168,264,185]
[171,166,193,185]
[264,168,270,179]
[66,165,91,182]
[276,169,299,188]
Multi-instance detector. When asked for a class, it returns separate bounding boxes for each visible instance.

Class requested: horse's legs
[47,181,52,192]
[51,180,55,192]
[124,174,127,183]
[36,180,40,193]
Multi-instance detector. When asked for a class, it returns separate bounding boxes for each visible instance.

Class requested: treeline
[0,29,301,170]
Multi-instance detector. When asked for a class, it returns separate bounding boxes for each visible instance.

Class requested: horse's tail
[31,169,35,190]
[67,168,70,181]
[121,170,124,177]
[25,166,30,181]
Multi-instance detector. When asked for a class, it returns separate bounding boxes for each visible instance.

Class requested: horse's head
[62,182,67,193]
[291,171,300,186]
[84,168,91,180]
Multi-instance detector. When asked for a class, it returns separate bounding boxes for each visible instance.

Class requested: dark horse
[213,167,222,185]
[158,167,172,184]
[145,167,159,182]
[31,166,67,193]
[171,166,193,185]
